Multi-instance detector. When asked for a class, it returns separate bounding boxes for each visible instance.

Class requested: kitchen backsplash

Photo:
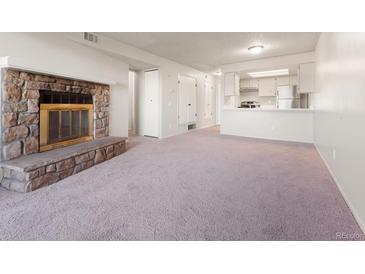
[240,91,276,107]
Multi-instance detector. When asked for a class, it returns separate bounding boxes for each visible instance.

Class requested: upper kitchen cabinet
[258,77,276,96]
[275,76,289,86]
[250,79,259,89]
[241,79,250,89]
[241,79,259,90]
[298,63,315,93]
[276,75,298,87]
[289,74,298,86]
[224,72,239,96]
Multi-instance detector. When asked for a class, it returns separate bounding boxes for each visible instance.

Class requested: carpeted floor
[0,126,362,240]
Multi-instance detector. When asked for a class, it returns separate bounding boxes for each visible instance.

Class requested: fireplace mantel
[0,56,117,86]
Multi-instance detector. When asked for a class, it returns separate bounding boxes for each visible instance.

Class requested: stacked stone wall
[1,69,110,160]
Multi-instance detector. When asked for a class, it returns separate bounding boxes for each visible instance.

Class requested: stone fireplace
[0,68,126,192]
[1,69,110,160]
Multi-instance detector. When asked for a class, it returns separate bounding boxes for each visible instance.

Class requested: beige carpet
[0,127,361,240]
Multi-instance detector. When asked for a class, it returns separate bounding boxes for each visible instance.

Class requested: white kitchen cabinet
[276,76,289,86]
[240,79,259,90]
[258,78,276,96]
[241,79,250,89]
[224,72,239,96]
[298,63,315,93]
[240,79,250,89]
[250,79,259,89]
[289,74,298,86]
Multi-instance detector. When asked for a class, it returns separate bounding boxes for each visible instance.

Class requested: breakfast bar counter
[220,107,314,143]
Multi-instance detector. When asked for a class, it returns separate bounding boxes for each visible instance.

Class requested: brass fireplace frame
[40,104,94,152]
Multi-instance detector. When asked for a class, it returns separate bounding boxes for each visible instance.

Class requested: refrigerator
[276,86,300,109]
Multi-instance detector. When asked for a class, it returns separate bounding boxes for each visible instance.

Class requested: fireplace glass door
[39,91,93,152]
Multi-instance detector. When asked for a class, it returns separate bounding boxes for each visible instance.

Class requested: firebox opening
[39,90,94,152]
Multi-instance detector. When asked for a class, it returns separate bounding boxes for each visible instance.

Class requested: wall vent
[83,32,98,43]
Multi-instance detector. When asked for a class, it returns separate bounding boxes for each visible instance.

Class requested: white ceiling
[239,64,300,79]
[101,32,320,72]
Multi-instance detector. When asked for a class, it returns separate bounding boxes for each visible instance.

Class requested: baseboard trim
[314,144,365,234]
[220,130,314,144]
[128,128,135,137]
[192,124,217,131]
[160,124,218,139]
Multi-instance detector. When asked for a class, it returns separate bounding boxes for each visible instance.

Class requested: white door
[178,79,189,125]
[128,71,135,134]
[143,70,159,137]
[204,82,214,120]
[204,83,210,119]
[178,75,197,125]
[187,80,197,123]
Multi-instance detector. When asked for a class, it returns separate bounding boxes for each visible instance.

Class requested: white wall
[0,32,130,138]
[313,33,365,232]
[64,33,217,139]
[109,84,129,137]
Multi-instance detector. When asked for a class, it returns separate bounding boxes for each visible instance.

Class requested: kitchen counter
[223,107,313,112]
[221,107,314,143]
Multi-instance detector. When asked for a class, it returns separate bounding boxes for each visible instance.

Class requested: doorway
[128,71,136,136]
[142,69,160,138]
[178,75,197,127]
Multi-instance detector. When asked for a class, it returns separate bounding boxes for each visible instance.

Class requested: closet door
[178,75,197,125]
[188,80,197,123]
[178,79,189,125]
[143,70,159,137]
[204,82,214,120]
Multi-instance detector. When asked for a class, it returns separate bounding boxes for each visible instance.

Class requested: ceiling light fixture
[247,69,289,78]
[248,45,264,54]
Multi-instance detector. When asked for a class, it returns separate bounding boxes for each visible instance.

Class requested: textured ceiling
[101,32,320,72]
